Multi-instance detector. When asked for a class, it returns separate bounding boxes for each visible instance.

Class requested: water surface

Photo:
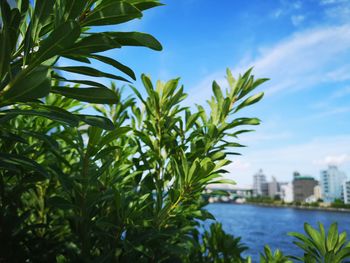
[206,203,350,261]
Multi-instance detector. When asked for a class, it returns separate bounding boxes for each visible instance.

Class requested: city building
[320,165,347,203]
[293,172,318,202]
[253,169,267,196]
[280,182,293,203]
[305,185,322,203]
[268,176,280,199]
[314,185,322,201]
[343,181,350,204]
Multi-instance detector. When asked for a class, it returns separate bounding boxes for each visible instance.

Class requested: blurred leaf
[32,20,80,65]
[0,67,50,104]
[51,86,119,104]
[54,66,130,82]
[81,1,142,26]
[78,114,115,130]
[0,153,47,176]
[107,32,162,51]
[90,54,136,80]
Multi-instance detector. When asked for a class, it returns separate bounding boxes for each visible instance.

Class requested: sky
[69,0,350,186]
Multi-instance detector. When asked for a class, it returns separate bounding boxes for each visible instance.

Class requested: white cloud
[313,154,350,166]
[187,24,350,105]
[184,24,350,187]
[226,135,350,185]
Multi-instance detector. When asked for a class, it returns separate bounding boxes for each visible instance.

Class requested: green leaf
[81,1,142,27]
[1,105,79,126]
[62,33,121,55]
[234,92,264,113]
[51,86,119,104]
[54,66,130,82]
[212,81,223,104]
[0,31,11,80]
[64,0,87,20]
[239,78,269,99]
[52,75,109,89]
[0,67,50,104]
[0,1,11,29]
[99,127,132,147]
[77,114,115,130]
[326,223,339,251]
[304,223,326,256]
[107,32,162,51]
[32,20,81,65]
[131,1,164,11]
[0,152,47,176]
[24,0,55,60]
[90,54,136,80]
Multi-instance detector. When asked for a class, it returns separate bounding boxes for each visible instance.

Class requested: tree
[0,1,269,262]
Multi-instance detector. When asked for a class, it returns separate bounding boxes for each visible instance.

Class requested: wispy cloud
[187,24,350,105]
[227,135,350,185]
[270,0,302,19]
[313,154,350,166]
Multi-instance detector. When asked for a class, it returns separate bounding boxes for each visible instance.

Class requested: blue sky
[70,0,350,186]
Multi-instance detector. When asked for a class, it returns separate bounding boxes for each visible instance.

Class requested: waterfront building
[305,185,321,203]
[253,169,267,196]
[292,172,318,202]
[343,181,350,204]
[320,165,347,203]
[268,176,280,198]
[280,182,293,203]
[314,185,322,201]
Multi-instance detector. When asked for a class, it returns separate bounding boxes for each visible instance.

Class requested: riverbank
[245,202,350,213]
[207,203,350,262]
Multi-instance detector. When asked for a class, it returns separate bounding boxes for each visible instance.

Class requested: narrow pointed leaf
[90,54,136,80]
[107,32,162,51]
[0,67,50,104]
[51,86,119,104]
[81,1,142,26]
[0,153,47,176]
[78,114,115,130]
[32,20,81,65]
[234,92,264,113]
[54,66,130,82]
[62,33,121,55]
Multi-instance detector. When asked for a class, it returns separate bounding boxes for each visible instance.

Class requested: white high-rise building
[320,165,347,203]
[268,176,279,198]
[280,182,293,203]
[343,181,350,204]
[253,169,267,196]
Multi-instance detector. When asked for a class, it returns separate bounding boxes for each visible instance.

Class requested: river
[206,203,350,261]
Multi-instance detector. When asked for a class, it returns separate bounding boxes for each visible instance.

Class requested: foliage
[260,245,292,263]
[289,222,350,263]
[187,223,250,263]
[0,60,267,262]
[331,199,350,209]
[3,1,348,263]
[0,0,162,129]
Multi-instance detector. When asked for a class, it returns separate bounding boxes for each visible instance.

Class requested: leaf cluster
[0,66,266,261]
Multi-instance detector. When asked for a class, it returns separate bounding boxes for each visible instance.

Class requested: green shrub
[260,245,292,263]
[289,222,350,263]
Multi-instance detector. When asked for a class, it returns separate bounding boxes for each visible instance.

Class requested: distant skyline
[63,0,350,186]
